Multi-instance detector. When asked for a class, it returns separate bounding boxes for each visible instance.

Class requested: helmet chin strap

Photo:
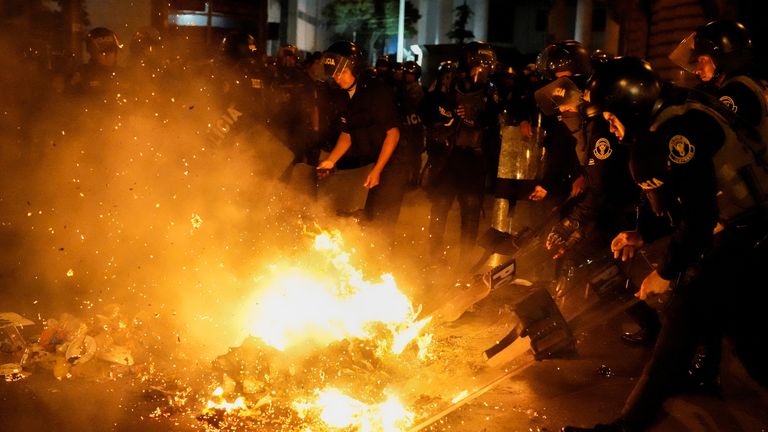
[342,77,357,92]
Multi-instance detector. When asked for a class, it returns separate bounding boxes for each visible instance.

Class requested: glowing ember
[293,387,414,432]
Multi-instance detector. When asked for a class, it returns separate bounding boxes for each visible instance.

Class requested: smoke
[0,38,382,371]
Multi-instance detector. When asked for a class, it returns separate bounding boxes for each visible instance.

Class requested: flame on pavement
[243,229,431,356]
[204,228,432,431]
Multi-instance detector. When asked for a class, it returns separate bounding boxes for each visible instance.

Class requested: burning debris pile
[192,228,436,431]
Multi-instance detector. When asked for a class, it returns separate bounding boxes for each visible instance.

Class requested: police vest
[721,75,768,168]
[650,100,768,222]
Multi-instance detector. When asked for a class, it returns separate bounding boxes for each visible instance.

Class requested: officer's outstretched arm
[364,127,400,189]
[318,132,352,172]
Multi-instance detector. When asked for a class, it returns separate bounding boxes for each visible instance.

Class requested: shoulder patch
[668,134,695,164]
[719,95,737,113]
[593,138,612,160]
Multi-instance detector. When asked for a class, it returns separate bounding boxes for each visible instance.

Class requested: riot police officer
[668,16,768,396]
[128,27,163,69]
[562,56,768,432]
[269,44,316,163]
[670,20,766,139]
[398,60,425,188]
[68,27,124,96]
[421,41,501,264]
[125,27,168,102]
[531,40,592,202]
[316,41,410,231]
[214,31,270,131]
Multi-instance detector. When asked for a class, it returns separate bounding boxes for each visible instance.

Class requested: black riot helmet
[458,41,497,86]
[590,49,613,66]
[438,60,457,74]
[86,27,122,55]
[322,40,364,78]
[277,44,299,67]
[375,55,393,71]
[585,57,662,132]
[277,44,299,59]
[402,60,421,79]
[220,31,259,62]
[669,20,753,78]
[536,40,592,81]
[130,27,162,58]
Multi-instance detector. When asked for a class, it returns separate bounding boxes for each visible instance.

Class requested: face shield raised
[534,76,583,117]
[668,31,699,75]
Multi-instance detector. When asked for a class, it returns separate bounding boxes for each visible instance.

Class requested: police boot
[620,327,658,346]
[681,345,722,397]
[620,301,660,346]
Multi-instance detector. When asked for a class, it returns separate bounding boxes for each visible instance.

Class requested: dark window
[171,0,206,11]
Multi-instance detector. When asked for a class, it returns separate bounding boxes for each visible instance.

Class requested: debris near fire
[429,258,532,324]
[0,312,35,381]
[21,306,141,381]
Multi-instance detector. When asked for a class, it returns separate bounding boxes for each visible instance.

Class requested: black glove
[545,218,583,259]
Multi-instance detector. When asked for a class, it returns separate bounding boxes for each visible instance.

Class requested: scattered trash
[0,312,36,381]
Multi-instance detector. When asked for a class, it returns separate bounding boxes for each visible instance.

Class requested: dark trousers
[364,149,411,230]
[621,218,768,428]
[427,147,487,259]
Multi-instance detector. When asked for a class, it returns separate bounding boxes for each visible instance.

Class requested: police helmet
[278,44,299,59]
[376,55,393,70]
[130,27,161,57]
[693,20,753,74]
[392,61,404,77]
[590,49,613,66]
[536,40,592,81]
[458,41,497,74]
[86,27,122,55]
[220,31,259,62]
[322,40,364,78]
[438,60,457,74]
[669,20,753,77]
[585,57,662,131]
[403,60,421,79]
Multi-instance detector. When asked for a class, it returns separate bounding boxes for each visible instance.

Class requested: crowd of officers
[14,20,768,432]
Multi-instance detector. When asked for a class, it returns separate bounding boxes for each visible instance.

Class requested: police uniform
[395,79,425,187]
[269,63,316,162]
[560,114,637,244]
[338,77,410,223]
[614,92,768,430]
[423,75,500,259]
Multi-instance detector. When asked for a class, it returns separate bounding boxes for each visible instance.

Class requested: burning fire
[202,228,433,431]
[293,387,414,432]
[203,386,250,414]
[242,229,431,356]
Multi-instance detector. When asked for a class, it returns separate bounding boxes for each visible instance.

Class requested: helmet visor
[668,32,698,74]
[322,53,352,79]
[534,76,583,117]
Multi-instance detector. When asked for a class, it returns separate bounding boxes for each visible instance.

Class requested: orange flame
[243,230,431,355]
[293,387,414,432]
